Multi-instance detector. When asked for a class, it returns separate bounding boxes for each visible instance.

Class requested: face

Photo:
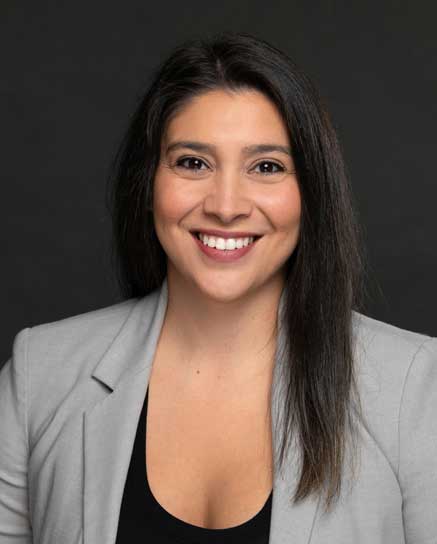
[153,88,301,302]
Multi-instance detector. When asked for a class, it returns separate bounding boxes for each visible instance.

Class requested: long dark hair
[107,31,368,513]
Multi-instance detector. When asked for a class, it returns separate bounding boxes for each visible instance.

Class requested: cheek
[153,172,194,225]
[263,182,301,232]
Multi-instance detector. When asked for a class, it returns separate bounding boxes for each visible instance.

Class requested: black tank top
[115,386,273,543]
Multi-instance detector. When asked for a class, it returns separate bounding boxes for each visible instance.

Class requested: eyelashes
[173,156,287,176]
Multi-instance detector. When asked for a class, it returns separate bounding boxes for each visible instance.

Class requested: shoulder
[352,309,436,408]
[6,291,163,403]
[22,297,139,371]
[19,285,164,373]
[351,310,437,481]
[3,289,163,442]
[5,298,137,408]
[352,310,434,389]
[352,309,433,356]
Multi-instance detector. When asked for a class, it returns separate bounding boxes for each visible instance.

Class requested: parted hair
[107,30,368,513]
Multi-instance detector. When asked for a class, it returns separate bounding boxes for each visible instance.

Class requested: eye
[172,156,288,178]
[174,156,209,172]
[251,161,286,175]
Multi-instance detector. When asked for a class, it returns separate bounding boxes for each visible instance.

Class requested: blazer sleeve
[0,328,33,543]
[399,336,437,543]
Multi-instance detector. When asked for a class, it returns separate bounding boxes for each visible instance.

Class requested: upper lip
[190,229,263,239]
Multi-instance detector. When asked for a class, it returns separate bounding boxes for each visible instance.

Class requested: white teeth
[197,233,255,250]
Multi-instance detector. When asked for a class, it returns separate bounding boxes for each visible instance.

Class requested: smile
[191,232,263,262]
[196,232,258,250]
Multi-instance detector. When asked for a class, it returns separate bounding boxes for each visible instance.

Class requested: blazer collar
[83,277,320,543]
[91,277,169,391]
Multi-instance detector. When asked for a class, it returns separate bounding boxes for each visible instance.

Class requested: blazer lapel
[82,277,320,544]
[269,474,321,543]
[83,279,168,544]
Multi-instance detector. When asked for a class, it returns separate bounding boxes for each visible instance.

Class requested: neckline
[140,386,273,533]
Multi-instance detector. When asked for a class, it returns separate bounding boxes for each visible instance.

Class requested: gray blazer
[1,277,436,543]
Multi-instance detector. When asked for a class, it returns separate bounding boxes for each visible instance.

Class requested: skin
[152,88,301,397]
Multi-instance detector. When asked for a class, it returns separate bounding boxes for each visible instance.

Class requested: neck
[158,267,286,388]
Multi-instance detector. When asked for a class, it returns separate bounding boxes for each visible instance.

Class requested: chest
[144,367,274,529]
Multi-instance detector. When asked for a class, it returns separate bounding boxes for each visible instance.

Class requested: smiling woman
[1,31,436,544]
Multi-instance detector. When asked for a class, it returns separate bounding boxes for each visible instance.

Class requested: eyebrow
[165,140,293,158]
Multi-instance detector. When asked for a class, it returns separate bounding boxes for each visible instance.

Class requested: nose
[202,171,252,223]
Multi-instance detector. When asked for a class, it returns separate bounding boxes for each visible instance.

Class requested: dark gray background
[2,1,436,364]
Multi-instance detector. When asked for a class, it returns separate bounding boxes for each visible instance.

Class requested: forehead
[163,89,290,146]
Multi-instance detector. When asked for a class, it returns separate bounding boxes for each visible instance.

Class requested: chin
[191,274,258,304]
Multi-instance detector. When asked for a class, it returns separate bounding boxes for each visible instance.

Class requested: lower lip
[191,233,261,262]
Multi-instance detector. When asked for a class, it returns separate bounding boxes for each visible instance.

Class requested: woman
[1,31,436,544]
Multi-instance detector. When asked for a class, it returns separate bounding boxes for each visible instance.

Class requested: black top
[115,386,273,543]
